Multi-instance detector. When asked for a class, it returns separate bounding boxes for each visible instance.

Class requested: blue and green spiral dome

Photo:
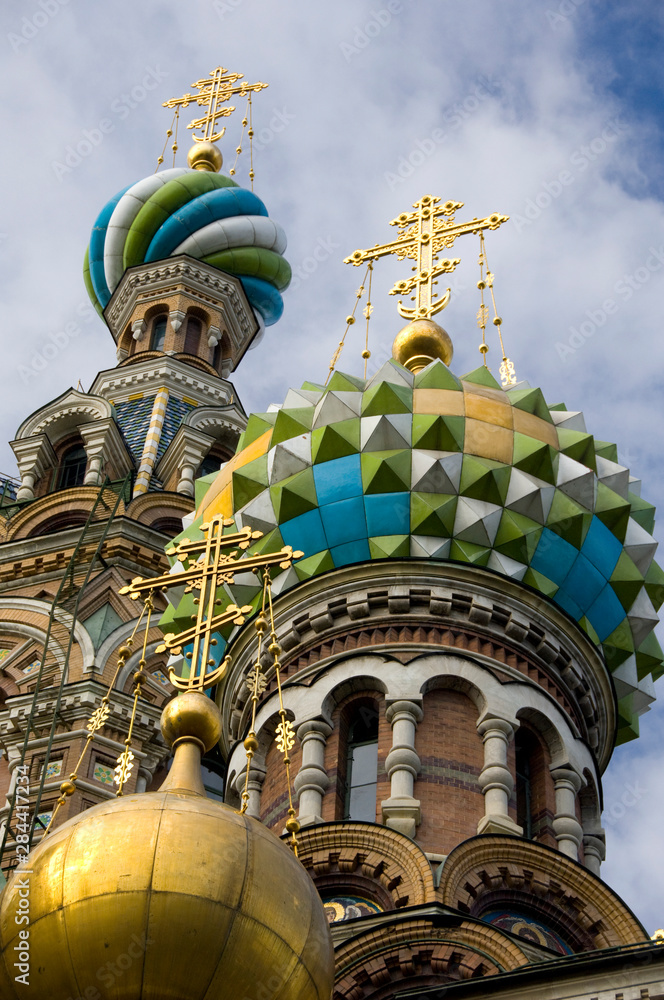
[84,162,291,326]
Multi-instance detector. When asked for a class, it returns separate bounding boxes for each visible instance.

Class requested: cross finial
[344,195,508,319]
[163,66,268,143]
[119,516,302,691]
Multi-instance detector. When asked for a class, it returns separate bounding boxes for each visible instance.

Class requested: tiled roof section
[114,395,195,464]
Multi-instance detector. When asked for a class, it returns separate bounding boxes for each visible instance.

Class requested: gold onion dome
[392,318,454,372]
[0,693,334,1000]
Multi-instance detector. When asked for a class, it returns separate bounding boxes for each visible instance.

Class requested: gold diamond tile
[464,419,513,463]
[465,393,513,429]
[412,388,465,416]
[512,409,559,448]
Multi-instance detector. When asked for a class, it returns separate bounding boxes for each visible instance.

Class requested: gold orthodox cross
[163,66,268,143]
[344,195,508,320]
[119,515,302,691]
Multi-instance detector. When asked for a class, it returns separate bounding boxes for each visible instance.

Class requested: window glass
[58,445,87,489]
[184,317,202,355]
[344,707,378,822]
[151,316,167,351]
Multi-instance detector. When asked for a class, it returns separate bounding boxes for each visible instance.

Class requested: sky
[0,0,663,932]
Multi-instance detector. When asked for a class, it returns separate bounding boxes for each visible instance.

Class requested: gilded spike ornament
[344,195,508,320]
[119,515,302,692]
[163,66,268,143]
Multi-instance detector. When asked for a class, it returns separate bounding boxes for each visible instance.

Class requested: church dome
[83,166,291,326]
[168,357,664,745]
[0,693,333,1000]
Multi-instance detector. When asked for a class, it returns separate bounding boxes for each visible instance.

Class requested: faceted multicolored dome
[164,357,663,744]
[84,167,291,325]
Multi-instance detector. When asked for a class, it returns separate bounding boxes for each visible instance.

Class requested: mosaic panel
[93,763,115,786]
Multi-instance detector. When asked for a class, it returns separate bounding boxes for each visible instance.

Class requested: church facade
[0,69,663,1000]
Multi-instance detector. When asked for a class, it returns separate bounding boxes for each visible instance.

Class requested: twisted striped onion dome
[84,167,291,325]
[163,358,664,746]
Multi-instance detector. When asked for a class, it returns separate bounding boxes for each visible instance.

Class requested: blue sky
[0,0,663,932]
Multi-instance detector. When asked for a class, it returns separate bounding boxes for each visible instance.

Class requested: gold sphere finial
[392,318,454,373]
[187,141,223,172]
[161,690,222,752]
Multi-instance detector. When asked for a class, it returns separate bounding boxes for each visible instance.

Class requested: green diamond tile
[232,455,269,509]
[369,535,410,558]
[556,427,596,472]
[327,371,366,392]
[507,387,552,422]
[412,413,465,451]
[301,379,327,392]
[270,407,315,446]
[460,455,511,506]
[522,567,559,598]
[545,490,592,548]
[512,432,556,484]
[628,492,656,534]
[610,551,646,612]
[594,440,619,463]
[635,630,664,681]
[194,473,219,508]
[411,492,458,537]
[450,538,492,566]
[242,411,277,447]
[294,549,335,581]
[311,418,361,463]
[602,621,636,670]
[460,366,503,390]
[413,359,463,390]
[361,449,411,494]
[645,560,664,610]
[548,403,567,412]
[594,482,631,542]
[616,695,639,744]
[577,616,600,645]
[270,467,318,521]
[361,380,412,417]
[247,527,285,556]
[493,509,543,564]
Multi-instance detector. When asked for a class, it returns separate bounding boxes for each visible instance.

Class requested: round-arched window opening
[151,315,167,352]
[57,445,87,490]
[150,517,185,537]
[183,317,202,356]
[197,453,226,479]
[28,511,89,538]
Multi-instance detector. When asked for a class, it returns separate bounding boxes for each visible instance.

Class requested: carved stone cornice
[89,355,238,408]
[220,562,615,771]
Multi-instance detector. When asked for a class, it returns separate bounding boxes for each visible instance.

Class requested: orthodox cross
[162,66,268,143]
[344,195,508,320]
[119,515,302,691]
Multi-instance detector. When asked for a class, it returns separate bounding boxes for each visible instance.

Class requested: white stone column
[477,717,523,836]
[294,719,332,827]
[381,700,422,839]
[582,831,605,876]
[551,767,583,860]
[84,454,103,486]
[234,755,266,821]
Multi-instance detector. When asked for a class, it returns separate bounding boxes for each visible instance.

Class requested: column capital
[296,718,333,741]
[386,700,423,725]
[551,766,583,794]
[477,716,516,740]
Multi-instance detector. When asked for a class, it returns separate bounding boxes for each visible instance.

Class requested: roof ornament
[344,195,510,375]
[160,66,268,182]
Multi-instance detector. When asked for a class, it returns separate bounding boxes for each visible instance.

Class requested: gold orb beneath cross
[187,141,223,172]
[392,318,454,373]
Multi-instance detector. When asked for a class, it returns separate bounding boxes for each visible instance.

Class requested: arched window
[197,453,227,479]
[150,315,167,351]
[515,729,533,839]
[183,317,202,355]
[344,707,378,822]
[57,445,87,490]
